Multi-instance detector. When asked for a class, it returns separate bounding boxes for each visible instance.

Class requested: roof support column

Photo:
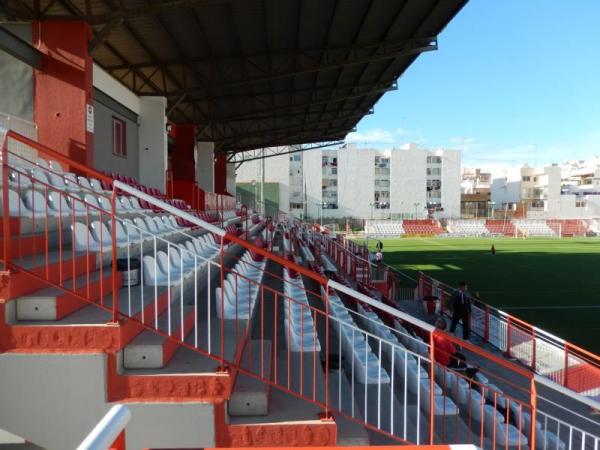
[213,154,227,195]
[32,20,93,168]
[170,123,197,206]
[138,96,167,193]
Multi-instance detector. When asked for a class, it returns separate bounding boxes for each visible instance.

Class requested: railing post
[529,377,537,450]
[110,187,119,323]
[531,328,537,371]
[484,304,490,343]
[2,136,11,269]
[218,236,226,372]
[506,316,512,358]
[428,331,436,444]
[324,284,330,419]
[564,344,569,388]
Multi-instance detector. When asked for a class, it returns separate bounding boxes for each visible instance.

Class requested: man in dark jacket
[450,281,471,340]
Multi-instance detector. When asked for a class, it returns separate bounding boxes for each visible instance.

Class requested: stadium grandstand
[364,218,593,237]
[1,1,600,450]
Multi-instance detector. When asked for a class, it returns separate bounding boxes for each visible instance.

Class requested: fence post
[324,284,331,419]
[484,304,490,343]
[531,328,537,371]
[2,136,11,269]
[529,377,537,450]
[110,188,119,323]
[218,237,226,372]
[506,317,512,358]
[428,331,436,444]
[564,344,569,388]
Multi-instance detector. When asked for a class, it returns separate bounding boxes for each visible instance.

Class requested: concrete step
[123,304,196,369]
[229,339,272,416]
[4,250,98,299]
[15,270,116,321]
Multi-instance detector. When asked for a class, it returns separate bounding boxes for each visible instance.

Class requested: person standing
[450,281,471,340]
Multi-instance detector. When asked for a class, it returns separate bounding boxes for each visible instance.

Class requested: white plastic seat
[142,255,171,286]
[0,189,29,217]
[154,216,169,232]
[93,195,112,212]
[156,250,187,280]
[90,221,112,246]
[77,176,93,191]
[36,157,50,170]
[123,218,142,240]
[118,196,134,211]
[535,430,565,450]
[23,189,58,217]
[7,168,33,188]
[89,178,105,193]
[133,217,150,234]
[82,194,103,215]
[143,217,161,234]
[29,168,50,185]
[46,171,68,190]
[169,247,196,271]
[63,173,79,191]
[72,222,109,252]
[108,220,130,245]
[67,193,87,215]
[47,192,72,216]
[483,404,528,446]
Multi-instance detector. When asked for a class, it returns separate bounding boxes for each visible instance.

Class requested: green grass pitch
[360,237,600,353]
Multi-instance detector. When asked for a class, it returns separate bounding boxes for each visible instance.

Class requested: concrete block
[15,296,56,321]
[229,340,271,416]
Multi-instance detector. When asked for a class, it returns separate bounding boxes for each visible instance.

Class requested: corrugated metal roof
[2,0,468,154]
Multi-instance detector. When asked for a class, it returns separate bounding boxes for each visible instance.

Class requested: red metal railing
[418,272,600,396]
[4,130,600,450]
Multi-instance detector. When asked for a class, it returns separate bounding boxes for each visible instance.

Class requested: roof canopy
[1,0,467,155]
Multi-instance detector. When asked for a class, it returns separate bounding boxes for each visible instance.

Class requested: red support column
[170,124,197,206]
[33,20,93,168]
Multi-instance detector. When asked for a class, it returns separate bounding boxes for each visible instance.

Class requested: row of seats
[447,220,490,236]
[142,234,222,286]
[71,215,189,252]
[366,221,404,236]
[354,301,459,414]
[485,220,516,236]
[283,264,321,352]
[327,289,390,385]
[2,188,153,218]
[434,366,563,448]
[514,220,555,236]
[215,250,267,319]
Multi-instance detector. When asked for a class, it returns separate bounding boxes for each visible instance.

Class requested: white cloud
[346,128,395,143]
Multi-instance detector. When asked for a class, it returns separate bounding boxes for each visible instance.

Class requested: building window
[522,176,531,182]
[112,117,127,157]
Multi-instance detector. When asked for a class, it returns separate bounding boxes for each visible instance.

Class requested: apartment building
[491,162,600,218]
[236,143,461,219]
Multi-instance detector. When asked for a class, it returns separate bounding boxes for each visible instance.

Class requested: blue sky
[346,1,600,172]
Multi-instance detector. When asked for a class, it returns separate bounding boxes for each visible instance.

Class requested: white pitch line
[501,305,600,310]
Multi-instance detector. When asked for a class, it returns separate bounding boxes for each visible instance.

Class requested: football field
[360,237,600,353]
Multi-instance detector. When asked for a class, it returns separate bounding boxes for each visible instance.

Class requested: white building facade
[491,162,600,219]
[236,143,461,220]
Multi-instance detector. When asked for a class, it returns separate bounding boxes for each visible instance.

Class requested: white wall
[196,142,214,192]
[337,145,374,219]
[138,97,167,192]
[390,148,427,218]
[440,149,461,218]
[93,64,140,115]
[226,162,236,196]
[303,149,322,219]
